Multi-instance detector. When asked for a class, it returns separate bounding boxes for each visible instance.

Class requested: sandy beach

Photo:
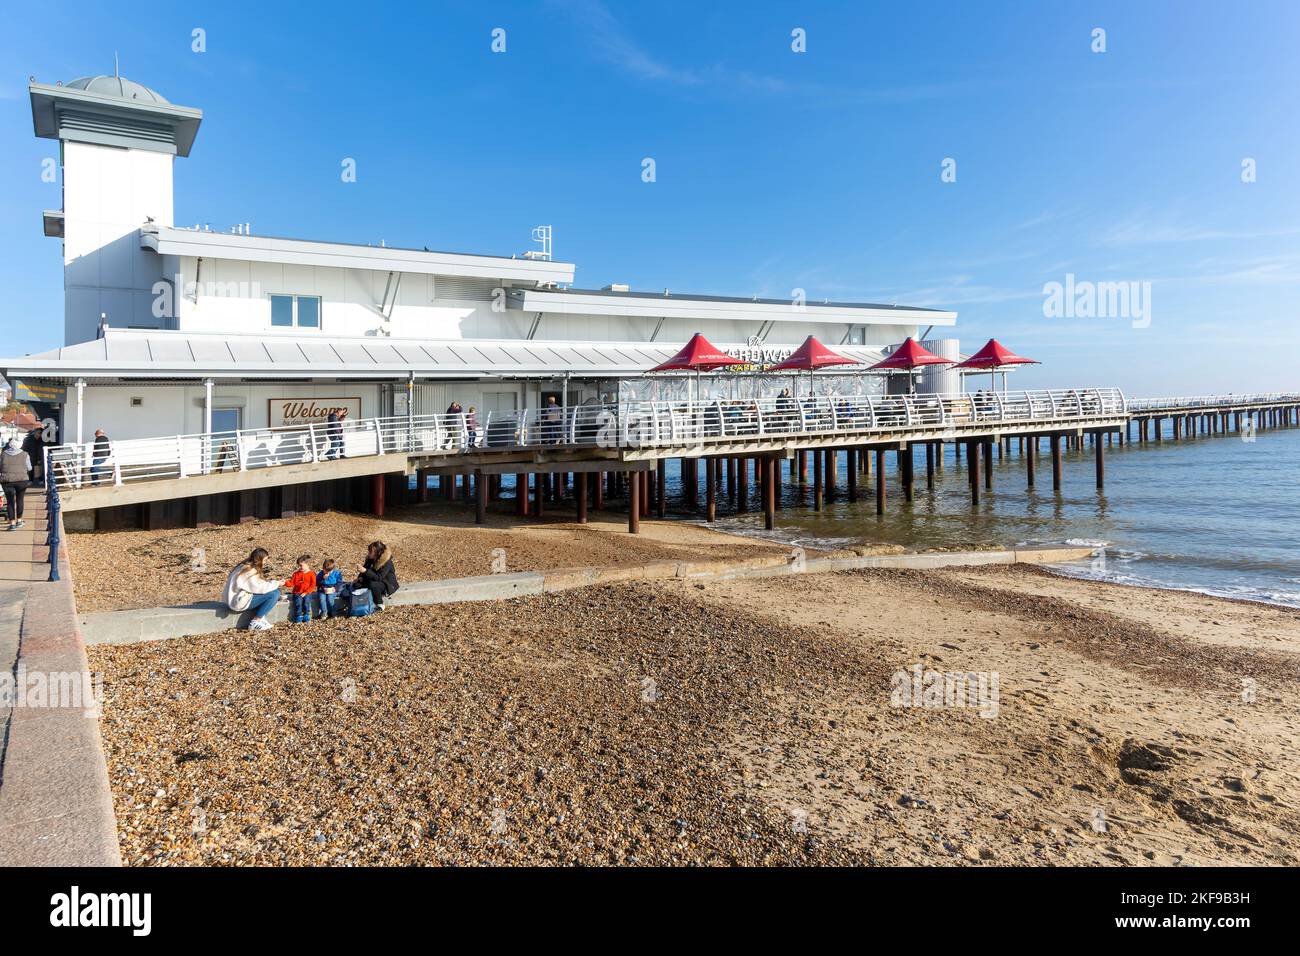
[86,553,1300,866]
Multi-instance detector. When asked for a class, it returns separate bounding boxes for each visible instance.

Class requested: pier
[39,387,1300,534]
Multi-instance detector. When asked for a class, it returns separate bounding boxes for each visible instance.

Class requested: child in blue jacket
[316,558,344,619]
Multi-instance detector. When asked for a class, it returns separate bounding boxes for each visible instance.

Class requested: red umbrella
[953,338,1039,393]
[648,332,744,402]
[649,332,744,372]
[867,337,953,394]
[769,335,860,397]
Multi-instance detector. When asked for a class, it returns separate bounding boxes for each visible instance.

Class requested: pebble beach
[87,561,1300,866]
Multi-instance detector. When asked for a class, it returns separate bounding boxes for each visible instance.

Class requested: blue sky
[1,0,1297,393]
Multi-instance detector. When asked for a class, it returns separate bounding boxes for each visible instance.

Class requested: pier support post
[475,469,487,524]
[847,448,858,502]
[925,442,935,489]
[371,473,385,517]
[628,472,640,534]
[982,440,993,490]
[762,457,776,531]
[968,440,981,505]
[824,449,836,497]
[900,444,914,502]
[875,448,886,515]
[737,458,750,512]
[773,455,782,508]
[1051,435,1062,491]
[657,459,666,518]
[576,472,588,523]
[417,468,428,503]
[812,450,822,512]
[706,458,717,523]
[1095,435,1105,490]
[1027,440,1036,488]
[534,472,545,519]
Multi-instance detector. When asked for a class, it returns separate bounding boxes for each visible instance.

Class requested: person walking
[90,428,111,484]
[2,438,32,531]
[445,401,463,448]
[543,395,562,444]
[223,547,284,631]
[466,405,479,447]
[323,408,340,460]
[22,426,46,488]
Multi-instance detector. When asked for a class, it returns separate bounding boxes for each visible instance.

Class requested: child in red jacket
[288,555,317,623]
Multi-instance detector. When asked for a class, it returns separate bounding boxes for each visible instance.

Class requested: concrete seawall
[0,509,121,867]
[80,545,1097,646]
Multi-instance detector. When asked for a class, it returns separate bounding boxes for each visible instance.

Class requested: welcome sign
[268,397,361,428]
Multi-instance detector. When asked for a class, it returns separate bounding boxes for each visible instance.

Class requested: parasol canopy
[768,335,860,371]
[867,337,952,371]
[648,332,745,372]
[952,338,1039,371]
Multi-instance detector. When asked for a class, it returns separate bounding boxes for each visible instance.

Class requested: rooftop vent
[602,283,630,293]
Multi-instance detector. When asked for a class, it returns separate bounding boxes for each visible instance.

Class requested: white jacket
[224,563,283,612]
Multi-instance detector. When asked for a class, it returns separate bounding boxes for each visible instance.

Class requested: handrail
[1128,392,1300,411]
[43,387,1130,492]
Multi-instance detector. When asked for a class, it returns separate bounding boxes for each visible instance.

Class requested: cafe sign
[268,397,361,428]
[722,343,793,373]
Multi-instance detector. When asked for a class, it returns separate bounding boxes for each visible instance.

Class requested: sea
[697,423,1300,608]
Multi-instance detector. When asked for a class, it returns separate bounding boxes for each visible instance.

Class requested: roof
[142,226,577,285]
[29,77,202,156]
[0,329,890,382]
[64,75,169,104]
[510,287,957,326]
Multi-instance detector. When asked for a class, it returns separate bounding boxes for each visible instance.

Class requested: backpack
[349,588,375,618]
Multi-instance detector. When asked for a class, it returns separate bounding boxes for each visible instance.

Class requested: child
[316,558,344,619]
[288,554,317,623]
[466,405,479,447]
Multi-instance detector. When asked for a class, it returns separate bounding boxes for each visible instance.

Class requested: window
[212,408,241,433]
[270,294,322,329]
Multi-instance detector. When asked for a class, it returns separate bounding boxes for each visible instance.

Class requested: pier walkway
[35,387,1299,533]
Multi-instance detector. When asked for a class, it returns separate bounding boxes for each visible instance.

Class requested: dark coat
[355,547,399,601]
[21,430,44,478]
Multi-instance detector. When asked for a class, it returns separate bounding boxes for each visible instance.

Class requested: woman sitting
[223,547,284,631]
[352,540,399,610]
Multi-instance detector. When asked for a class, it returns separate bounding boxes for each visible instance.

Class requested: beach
[68,503,852,614]
[86,553,1300,866]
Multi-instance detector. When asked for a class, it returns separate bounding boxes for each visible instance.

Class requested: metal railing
[43,387,1127,492]
[1128,392,1300,412]
[44,449,61,581]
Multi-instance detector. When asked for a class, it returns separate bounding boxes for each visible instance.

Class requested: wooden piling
[762,458,776,531]
[575,472,588,523]
[628,472,640,534]
[846,448,858,502]
[1051,435,1062,491]
[705,458,717,523]
[875,447,886,515]
[1095,435,1105,490]
[812,449,822,512]
[968,440,981,505]
[900,443,914,502]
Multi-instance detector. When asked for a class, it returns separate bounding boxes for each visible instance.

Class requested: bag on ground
[349,587,375,618]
